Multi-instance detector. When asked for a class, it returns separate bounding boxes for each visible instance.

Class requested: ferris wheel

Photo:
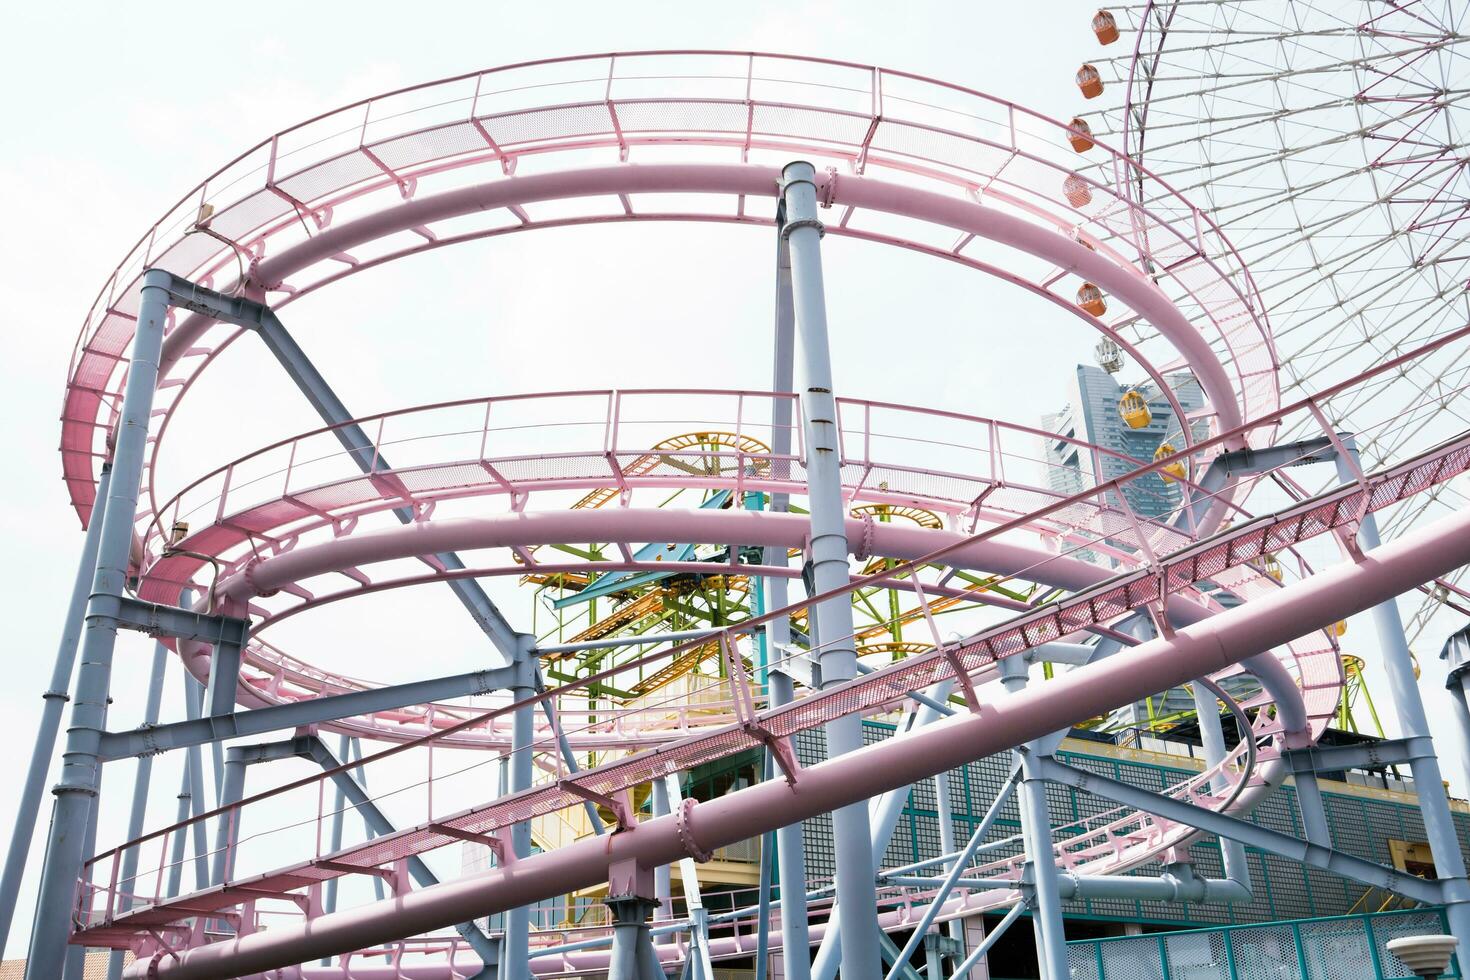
[1069,0,1470,643]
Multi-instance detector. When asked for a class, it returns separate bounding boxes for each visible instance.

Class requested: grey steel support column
[756,794,775,980]
[768,672,811,978]
[1440,630,1470,798]
[203,634,243,721]
[924,935,943,980]
[0,463,110,960]
[63,777,106,980]
[210,753,248,885]
[26,269,171,979]
[755,870,774,980]
[1335,449,1470,950]
[181,675,211,891]
[323,733,352,918]
[209,738,224,805]
[997,658,1068,980]
[503,649,535,980]
[164,761,192,898]
[812,682,956,980]
[107,633,172,980]
[766,217,812,980]
[780,159,881,980]
[1291,763,1332,847]
[606,895,660,980]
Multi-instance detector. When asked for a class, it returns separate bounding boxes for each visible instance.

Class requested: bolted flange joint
[676,796,714,863]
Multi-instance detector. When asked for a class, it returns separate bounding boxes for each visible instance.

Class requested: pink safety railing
[136,387,1199,595]
[121,387,1234,753]
[61,52,1275,526]
[123,336,1467,755]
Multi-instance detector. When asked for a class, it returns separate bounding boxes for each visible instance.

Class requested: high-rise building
[1042,364,1206,522]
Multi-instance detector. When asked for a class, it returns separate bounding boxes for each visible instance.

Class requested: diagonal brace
[146,272,521,665]
[1035,756,1450,905]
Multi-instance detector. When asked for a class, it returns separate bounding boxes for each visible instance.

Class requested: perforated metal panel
[1166,931,1231,980]
[1370,911,1454,979]
[1102,936,1168,980]
[1300,919,1376,980]
[1071,943,1103,980]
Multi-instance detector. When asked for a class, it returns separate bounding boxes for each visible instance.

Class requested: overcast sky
[2,0,1467,957]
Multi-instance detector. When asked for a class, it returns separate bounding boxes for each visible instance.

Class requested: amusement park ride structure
[6,41,1470,980]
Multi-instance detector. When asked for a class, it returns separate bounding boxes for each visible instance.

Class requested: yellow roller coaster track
[572,431,774,511]
[540,591,670,665]
[858,641,935,660]
[850,504,945,530]
[519,432,775,584]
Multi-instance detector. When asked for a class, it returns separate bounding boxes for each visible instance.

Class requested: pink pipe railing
[139,387,1188,573]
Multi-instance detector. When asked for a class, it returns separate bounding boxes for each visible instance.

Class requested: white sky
[1,0,1467,956]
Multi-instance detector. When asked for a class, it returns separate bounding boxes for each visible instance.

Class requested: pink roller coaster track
[42,51,1467,980]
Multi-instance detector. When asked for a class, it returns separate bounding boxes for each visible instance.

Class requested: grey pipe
[0,463,110,959]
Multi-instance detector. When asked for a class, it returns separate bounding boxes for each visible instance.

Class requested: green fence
[1068,909,1459,980]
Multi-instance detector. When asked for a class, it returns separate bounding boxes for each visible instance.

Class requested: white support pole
[664,774,716,980]
[813,682,956,980]
[780,159,882,980]
[1449,671,1470,796]
[1192,683,1249,883]
[997,658,1069,980]
[767,225,812,980]
[1440,631,1470,802]
[652,778,674,924]
[934,767,968,964]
